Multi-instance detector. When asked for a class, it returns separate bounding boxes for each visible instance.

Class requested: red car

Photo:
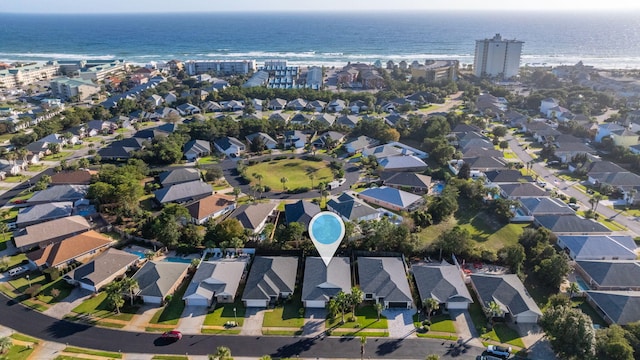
[161,330,182,341]
[12,199,26,204]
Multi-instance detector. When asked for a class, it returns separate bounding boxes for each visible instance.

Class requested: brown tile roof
[50,170,95,185]
[27,230,114,267]
[186,194,236,221]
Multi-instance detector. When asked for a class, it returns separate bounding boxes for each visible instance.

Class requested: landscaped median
[202,303,245,335]
[325,306,389,337]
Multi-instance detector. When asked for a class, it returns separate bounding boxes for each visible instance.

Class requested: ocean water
[1,11,639,69]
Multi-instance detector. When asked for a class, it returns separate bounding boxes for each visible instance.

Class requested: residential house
[26,230,113,269]
[483,169,532,185]
[269,112,290,123]
[213,137,245,157]
[183,139,211,161]
[358,257,413,309]
[554,142,596,163]
[64,248,139,292]
[359,186,423,212]
[131,261,190,305]
[185,194,236,225]
[283,130,308,149]
[302,257,351,308]
[16,202,74,228]
[586,291,640,325]
[595,123,626,143]
[451,157,508,174]
[328,99,346,113]
[158,168,201,187]
[349,100,368,114]
[470,274,542,323]
[241,256,299,307]
[363,144,407,159]
[575,260,640,291]
[98,137,145,160]
[586,162,640,204]
[164,92,177,105]
[539,98,559,115]
[27,185,88,205]
[154,180,212,204]
[284,200,321,228]
[50,169,93,186]
[221,100,244,112]
[476,93,507,117]
[246,132,278,150]
[183,260,247,306]
[314,113,336,127]
[380,172,432,194]
[306,100,327,112]
[499,183,547,199]
[176,103,201,116]
[513,197,575,222]
[336,114,360,128]
[344,136,380,155]
[312,131,345,149]
[147,94,163,107]
[384,113,407,127]
[87,120,116,134]
[228,202,278,235]
[286,98,308,111]
[268,98,287,110]
[535,214,611,235]
[13,215,92,252]
[412,261,473,310]
[289,113,314,125]
[611,129,640,148]
[327,192,381,223]
[378,155,428,172]
[203,101,223,113]
[521,121,561,143]
[557,235,637,260]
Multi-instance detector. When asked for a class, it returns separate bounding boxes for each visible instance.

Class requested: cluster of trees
[358,219,420,254]
[10,106,96,147]
[517,228,570,290]
[327,287,366,323]
[104,277,138,314]
[87,159,148,216]
[134,132,190,165]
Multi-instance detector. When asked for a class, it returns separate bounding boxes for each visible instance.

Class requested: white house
[213,137,245,157]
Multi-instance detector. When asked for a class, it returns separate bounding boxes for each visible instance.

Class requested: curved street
[0,295,481,359]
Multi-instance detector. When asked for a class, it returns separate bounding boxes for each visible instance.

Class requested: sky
[1,0,638,13]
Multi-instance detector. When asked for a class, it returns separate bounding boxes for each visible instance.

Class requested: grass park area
[245,158,334,191]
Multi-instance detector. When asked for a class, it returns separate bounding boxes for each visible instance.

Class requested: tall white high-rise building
[474,34,523,79]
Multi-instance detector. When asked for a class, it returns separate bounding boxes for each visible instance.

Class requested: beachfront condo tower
[474,33,523,79]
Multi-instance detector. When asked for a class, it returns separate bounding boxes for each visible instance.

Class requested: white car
[8,266,27,278]
[486,345,511,358]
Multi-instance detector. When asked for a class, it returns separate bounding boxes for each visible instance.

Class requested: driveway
[382,308,416,339]
[517,323,557,360]
[449,310,483,348]
[240,307,265,336]
[43,287,92,319]
[177,305,207,334]
[302,308,326,337]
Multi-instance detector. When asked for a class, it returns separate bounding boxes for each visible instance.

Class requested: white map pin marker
[308,211,345,266]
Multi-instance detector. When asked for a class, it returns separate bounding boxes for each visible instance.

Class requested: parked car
[7,222,17,230]
[8,266,27,278]
[486,345,512,358]
[161,330,182,341]
[11,199,26,204]
[477,356,503,360]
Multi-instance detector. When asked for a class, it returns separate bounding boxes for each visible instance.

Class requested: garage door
[186,298,209,307]
[516,314,539,324]
[142,296,163,305]
[446,301,468,310]
[304,300,326,308]
[387,302,409,308]
[244,300,267,308]
[79,282,96,292]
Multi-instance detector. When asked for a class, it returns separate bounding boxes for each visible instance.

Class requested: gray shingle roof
[483,170,530,183]
[27,185,88,203]
[535,214,610,234]
[359,186,423,209]
[380,172,432,190]
[327,194,379,221]
[183,139,211,156]
[13,215,91,249]
[499,183,547,198]
[301,257,351,303]
[412,261,472,304]
[66,248,139,288]
[154,180,212,204]
[519,197,575,216]
[16,201,73,226]
[213,137,244,151]
[558,235,637,260]
[183,260,247,302]
[158,168,201,186]
[471,273,542,317]
[586,291,640,325]
[242,256,299,301]
[132,261,189,298]
[229,202,278,232]
[576,260,640,289]
[358,257,412,303]
[284,200,321,228]
[378,155,428,171]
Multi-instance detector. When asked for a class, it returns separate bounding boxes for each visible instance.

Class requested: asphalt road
[507,136,640,236]
[0,167,55,207]
[0,296,481,358]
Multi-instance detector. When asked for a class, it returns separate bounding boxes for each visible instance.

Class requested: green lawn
[10,333,40,344]
[413,314,456,333]
[148,278,190,325]
[26,164,48,172]
[2,343,35,360]
[9,190,35,203]
[152,356,189,360]
[63,346,123,359]
[4,254,27,270]
[481,323,526,348]
[71,292,137,322]
[572,299,607,327]
[196,156,219,165]
[204,303,246,326]
[263,299,305,328]
[262,329,304,336]
[3,175,28,183]
[326,306,388,330]
[245,158,334,190]
[42,151,73,161]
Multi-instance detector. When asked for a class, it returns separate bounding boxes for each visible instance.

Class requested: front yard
[148,277,190,326]
[70,292,138,327]
[204,303,246,327]
[325,305,388,336]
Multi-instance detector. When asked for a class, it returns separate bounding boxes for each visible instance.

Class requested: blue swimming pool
[433,183,445,194]
[164,257,194,264]
[576,277,590,291]
[125,249,146,259]
[310,212,344,245]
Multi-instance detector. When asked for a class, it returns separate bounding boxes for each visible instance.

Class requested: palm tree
[349,287,364,316]
[589,197,597,211]
[309,173,315,189]
[16,148,28,165]
[423,298,439,323]
[360,336,367,360]
[485,300,504,326]
[335,291,349,324]
[280,176,288,191]
[375,302,384,321]
[105,282,124,314]
[0,222,9,243]
[254,173,263,186]
[568,282,580,298]
[121,277,139,307]
[232,187,241,202]
[593,193,603,212]
[0,336,11,354]
[209,346,233,360]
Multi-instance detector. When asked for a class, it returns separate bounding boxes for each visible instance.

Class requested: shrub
[24,284,43,298]
[348,316,356,322]
[43,267,60,281]
[422,320,431,326]
[286,187,310,194]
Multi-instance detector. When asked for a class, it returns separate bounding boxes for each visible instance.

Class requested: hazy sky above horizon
[1,0,637,13]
